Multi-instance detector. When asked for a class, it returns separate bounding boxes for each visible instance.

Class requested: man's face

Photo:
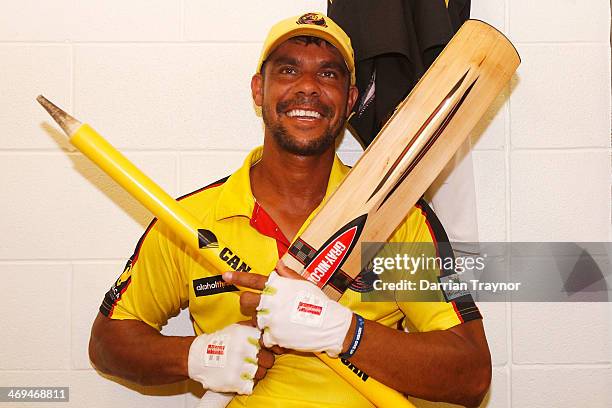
[251,38,358,156]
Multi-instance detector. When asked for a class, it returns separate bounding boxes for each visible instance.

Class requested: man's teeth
[286,109,322,118]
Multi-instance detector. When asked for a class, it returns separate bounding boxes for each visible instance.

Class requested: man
[89,12,491,407]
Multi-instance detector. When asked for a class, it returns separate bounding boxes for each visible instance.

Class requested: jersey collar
[214,146,350,222]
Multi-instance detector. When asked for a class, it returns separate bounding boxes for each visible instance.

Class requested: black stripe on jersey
[100,275,131,317]
[129,218,159,265]
[415,198,482,323]
[99,176,230,318]
[415,198,453,269]
[176,175,230,201]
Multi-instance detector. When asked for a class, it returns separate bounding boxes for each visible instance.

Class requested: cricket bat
[281,19,520,301]
[38,19,519,408]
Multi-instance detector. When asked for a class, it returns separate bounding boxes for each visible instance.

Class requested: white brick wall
[0,1,609,407]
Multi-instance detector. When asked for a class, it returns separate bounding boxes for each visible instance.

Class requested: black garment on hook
[328,0,470,147]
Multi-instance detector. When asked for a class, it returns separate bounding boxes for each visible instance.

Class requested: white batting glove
[256,271,352,358]
[187,324,260,394]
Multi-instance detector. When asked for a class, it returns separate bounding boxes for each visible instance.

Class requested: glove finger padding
[188,324,260,394]
[257,271,352,357]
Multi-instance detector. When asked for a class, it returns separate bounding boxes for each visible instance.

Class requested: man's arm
[341,316,491,407]
[90,313,275,391]
[89,312,194,385]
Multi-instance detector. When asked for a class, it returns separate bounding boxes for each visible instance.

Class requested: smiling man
[89,12,491,407]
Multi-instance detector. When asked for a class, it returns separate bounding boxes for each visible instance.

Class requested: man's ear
[346,85,358,117]
[251,74,264,107]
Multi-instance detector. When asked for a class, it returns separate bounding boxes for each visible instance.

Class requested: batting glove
[256,271,352,358]
[187,324,260,394]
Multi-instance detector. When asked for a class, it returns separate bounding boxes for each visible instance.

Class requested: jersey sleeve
[391,199,482,332]
[99,218,190,331]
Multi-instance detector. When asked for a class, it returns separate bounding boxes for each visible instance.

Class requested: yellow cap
[256,12,355,85]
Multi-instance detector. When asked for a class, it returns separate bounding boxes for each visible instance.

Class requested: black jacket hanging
[328,0,470,146]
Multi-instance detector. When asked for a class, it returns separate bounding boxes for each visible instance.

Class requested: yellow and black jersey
[100,146,481,407]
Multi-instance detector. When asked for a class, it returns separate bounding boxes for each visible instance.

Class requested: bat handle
[196,391,234,408]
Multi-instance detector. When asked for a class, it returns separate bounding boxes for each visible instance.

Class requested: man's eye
[320,71,338,79]
[280,67,297,74]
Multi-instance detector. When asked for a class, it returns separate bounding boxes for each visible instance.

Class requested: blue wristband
[339,314,365,359]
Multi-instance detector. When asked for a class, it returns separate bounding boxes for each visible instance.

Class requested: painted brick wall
[0,1,609,407]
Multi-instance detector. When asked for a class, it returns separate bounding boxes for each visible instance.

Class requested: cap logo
[296,13,327,28]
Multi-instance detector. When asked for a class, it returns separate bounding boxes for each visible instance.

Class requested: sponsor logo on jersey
[101,260,133,317]
[193,275,238,297]
[340,358,370,381]
[437,273,471,302]
[219,247,252,272]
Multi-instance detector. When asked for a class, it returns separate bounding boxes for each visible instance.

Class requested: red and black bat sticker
[289,214,367,289]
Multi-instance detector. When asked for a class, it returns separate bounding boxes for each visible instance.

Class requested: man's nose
[294,72,321,97]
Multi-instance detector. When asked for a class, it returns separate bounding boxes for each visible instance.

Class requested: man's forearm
[342,318,491,407]
[89,312,195,385]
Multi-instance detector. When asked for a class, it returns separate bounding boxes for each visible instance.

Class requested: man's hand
[223,261,353,358]
[236,321,277,384]
[188,323,263,394]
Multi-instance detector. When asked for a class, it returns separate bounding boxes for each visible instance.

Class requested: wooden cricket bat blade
[280,20,520,300]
